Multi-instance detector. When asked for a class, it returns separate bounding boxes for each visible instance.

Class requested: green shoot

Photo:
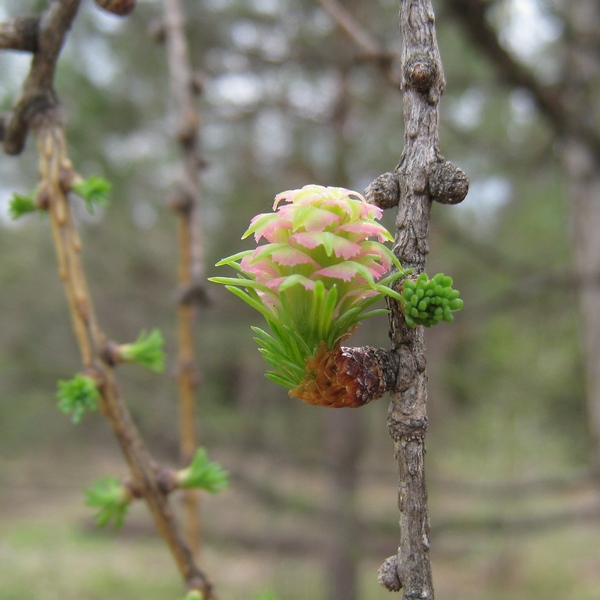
[56,374,100,424]
[84,476,131,528]
[8,192,37,219]
[176,448,229,493]
[71,175,111,214]
[178,592,203,600]
[119,329,165,373]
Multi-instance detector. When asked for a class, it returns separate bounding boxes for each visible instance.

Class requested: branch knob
[428,159,469,205]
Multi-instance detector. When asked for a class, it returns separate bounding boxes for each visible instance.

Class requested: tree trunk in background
[562,0,600,473]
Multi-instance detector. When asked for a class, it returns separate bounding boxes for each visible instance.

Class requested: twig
[315,0,400,86]
[2,0,81,155]
[2,2,217,597]
[375,1,456,596]
[39,124,216,598]
[162,0,206,557]
[0,14,40,52]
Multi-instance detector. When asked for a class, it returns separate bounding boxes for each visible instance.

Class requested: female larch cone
[290,343,398,407]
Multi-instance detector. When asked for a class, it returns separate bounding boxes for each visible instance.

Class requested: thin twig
[315,0,400,86]
[2,2,217,596]
[162,0,206,558]
[39,125,216,598]
[0,14,40,52]
[2,0,81,155]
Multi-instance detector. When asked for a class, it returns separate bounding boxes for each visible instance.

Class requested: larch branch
[376,0,454,596]
[2,1,218,596]
[162,0,206,558]
[0,14,39,52]
[2,0,80,155]
[39,124,216,599]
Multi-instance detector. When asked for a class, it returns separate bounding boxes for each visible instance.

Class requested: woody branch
[0,1,216,597]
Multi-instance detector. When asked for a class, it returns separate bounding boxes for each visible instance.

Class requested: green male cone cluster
[399,272,463,327]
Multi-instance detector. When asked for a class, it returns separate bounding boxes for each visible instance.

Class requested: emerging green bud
[118,329,165,373]
[179,592,204,600]
[71,175,111,215]
[176,448,229,494]
[84,476,132,528]
[56,374,100,423]
[8,192,38,219]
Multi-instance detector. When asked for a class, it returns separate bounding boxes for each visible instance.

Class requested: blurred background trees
[1,1,599,599]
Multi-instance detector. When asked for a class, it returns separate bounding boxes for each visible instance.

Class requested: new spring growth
[178,592,203,600]
[8,175,111,220]
[84,476,132,528]
[56,374,100,423]
[117,329,166,373]
[8,192,37,219]
[210,185,463,406]
[71,175,111,215]
[399,272,463,327]
[176,448,229,494]
[209,185,408,391]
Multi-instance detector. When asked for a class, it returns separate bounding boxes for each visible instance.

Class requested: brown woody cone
[290,343,396,408]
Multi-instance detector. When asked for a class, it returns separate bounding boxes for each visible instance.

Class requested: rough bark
[375,1,453,597]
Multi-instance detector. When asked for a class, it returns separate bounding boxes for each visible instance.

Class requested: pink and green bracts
[209,185,462,407]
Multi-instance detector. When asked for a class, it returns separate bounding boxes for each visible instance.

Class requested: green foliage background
[0,0,594,598]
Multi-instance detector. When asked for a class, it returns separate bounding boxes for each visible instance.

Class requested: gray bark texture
[370,1,466,597]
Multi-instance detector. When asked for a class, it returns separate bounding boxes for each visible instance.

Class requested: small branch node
[177,113,200,147]
[156,468,178,495]
[378,554,402,592]
[176,280,211,307]
[428,158,469,205]
[123,477,144,499]
[190,72,206,96]
[169,186,194,214]
[101,339,121,368]
[59,164,77,193]
[364,171,400,209]
[148,19,166,44]
[36,186,51,211]
[403,53,438,93]
[93,0,137,17]
[195,155,210,171]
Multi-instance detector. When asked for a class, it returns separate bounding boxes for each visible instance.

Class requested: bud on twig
[94,0,137,17]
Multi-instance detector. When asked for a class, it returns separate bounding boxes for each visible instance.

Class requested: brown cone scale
[290,343,394,407]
